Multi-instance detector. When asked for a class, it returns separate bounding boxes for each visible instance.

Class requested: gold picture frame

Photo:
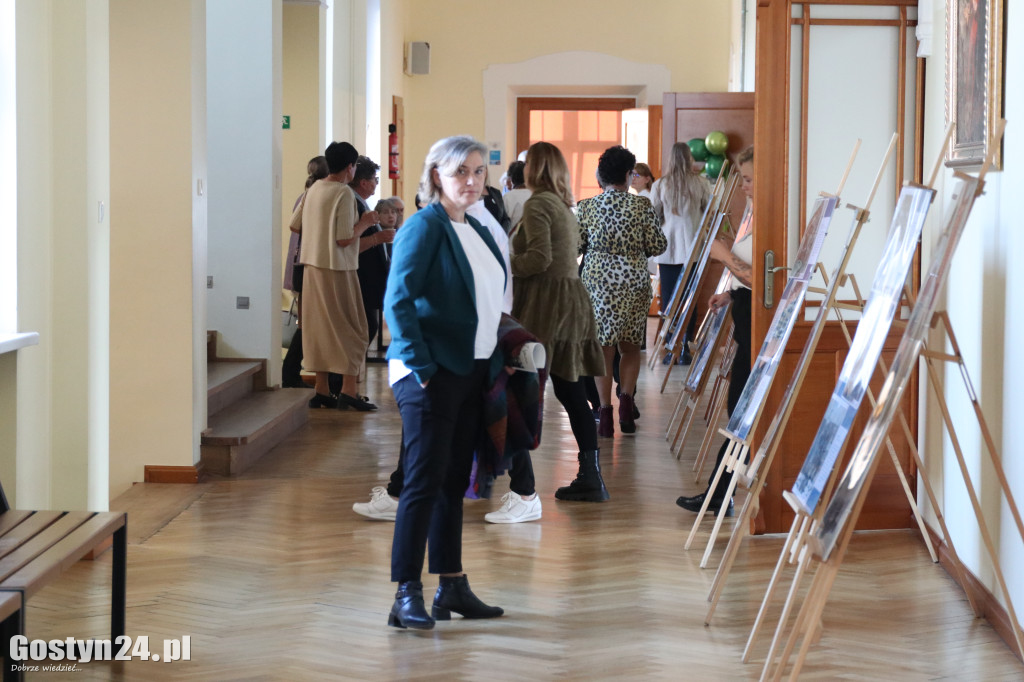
[946,0,1004,168]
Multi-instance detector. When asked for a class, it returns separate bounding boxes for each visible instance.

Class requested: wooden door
[662,92,755,330]
[516,97,636,201]
[391,96,404,200]
[751,0,921,533]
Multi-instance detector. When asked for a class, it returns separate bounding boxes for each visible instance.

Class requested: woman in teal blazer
[383,136,507,630]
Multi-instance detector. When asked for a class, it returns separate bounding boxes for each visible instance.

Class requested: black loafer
[308,393,339,409]
[339,393,378,411]
[676,493,733,517]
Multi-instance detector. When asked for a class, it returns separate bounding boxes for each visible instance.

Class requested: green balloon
[704,154,726,179]
[705,130,729,155]
[687,137,709,162]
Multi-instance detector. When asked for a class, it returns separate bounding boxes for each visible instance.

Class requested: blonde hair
[524,142,574,208]
[417,135,488,204]
[661,142,709,216]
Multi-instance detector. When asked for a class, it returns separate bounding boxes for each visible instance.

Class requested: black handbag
[292,237,304,293]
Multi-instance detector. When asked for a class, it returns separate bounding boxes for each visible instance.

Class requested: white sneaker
[484,491,542,524]
[352,486,399,521]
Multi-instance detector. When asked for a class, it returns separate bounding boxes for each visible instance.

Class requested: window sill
[0,332,40,356]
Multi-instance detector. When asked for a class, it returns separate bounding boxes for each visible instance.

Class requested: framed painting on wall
[945,0,1004,167]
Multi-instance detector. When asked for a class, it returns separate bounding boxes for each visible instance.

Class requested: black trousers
[660,263,697,346]
[708,287,752,501]
[387,441,536,498]
[391,362,488,582]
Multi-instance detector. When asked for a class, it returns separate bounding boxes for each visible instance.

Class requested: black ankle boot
[388,581,434,629]
[432,575,503,620]
[554,450,610,502]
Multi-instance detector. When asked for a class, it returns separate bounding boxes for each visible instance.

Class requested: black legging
[550,374,599,452]
[708,287,752,501]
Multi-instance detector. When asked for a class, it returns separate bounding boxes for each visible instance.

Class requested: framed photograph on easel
[946,0,1004,168]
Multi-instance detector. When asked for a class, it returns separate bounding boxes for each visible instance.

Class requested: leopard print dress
[577,190,667,346]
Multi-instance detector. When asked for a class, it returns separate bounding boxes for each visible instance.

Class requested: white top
[466,200,513,314]
[503,188,532,228]
[730,233,753,291]
[388,219,505,386]
[636,188,652,200]
[649,177,710,266]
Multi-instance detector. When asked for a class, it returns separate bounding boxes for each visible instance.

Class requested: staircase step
[207,360,263,416]
[200,388,311,475]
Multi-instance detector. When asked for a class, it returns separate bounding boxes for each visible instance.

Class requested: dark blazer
[354,194,389,307]
[384,201,507,384]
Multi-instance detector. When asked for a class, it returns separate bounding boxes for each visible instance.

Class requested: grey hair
[418,135,489,204]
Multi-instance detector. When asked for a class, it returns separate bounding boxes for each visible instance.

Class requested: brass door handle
[763,250,791,308]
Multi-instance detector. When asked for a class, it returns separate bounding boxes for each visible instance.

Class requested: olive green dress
[510,191,605,382]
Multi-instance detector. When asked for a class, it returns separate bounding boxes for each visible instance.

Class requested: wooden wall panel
[758,320,916,532]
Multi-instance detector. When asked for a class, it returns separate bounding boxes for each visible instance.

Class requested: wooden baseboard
[144,463,205,484]
[926,525,1023,662]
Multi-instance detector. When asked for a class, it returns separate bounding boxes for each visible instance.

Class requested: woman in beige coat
[511,141,608,502]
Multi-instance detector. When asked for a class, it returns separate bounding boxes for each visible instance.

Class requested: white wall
[789,4,918,312]
[0,0,16,337]
[918,0,1023,613]
[206,0,283,377]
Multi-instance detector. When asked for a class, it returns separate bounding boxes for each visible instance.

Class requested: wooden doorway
[391,96,404,200]
[516,97,636,201]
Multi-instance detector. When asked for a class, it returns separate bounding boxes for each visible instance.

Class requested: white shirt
[503,188,532,227]
[466,200,513,314]
[730,233,753,291]
[649,177,710,266]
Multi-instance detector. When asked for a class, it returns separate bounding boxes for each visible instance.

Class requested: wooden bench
[0,484,126,681]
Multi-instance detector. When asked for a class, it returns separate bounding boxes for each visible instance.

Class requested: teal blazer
[384,201,507,384]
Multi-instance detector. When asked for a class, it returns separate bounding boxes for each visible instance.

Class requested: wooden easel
[665,194,753,462]
[651,171,740,393]
[705,131,953,654]
[700,136,902,609]
[681,138,887,564]
[648,168,731,362]
[665,275,735,461]
[766,306,1024,678]
[762,122,1024,679]
[741,272,947,671]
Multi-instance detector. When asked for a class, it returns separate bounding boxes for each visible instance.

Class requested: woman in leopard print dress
[577,146,667,436]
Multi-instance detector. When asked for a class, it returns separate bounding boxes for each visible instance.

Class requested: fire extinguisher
[388,124,399,179]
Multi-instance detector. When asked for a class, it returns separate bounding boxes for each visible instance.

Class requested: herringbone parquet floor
[21,343,1024,680]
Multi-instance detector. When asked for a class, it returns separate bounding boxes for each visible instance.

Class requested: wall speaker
[405,41,430,76]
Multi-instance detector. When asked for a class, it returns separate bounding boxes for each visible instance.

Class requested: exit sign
[282,115,291,129]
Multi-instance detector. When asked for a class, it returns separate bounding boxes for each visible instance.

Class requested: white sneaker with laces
[352,486,399,520]
[484,491,542,524]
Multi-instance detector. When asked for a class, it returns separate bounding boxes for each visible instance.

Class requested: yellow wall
[398,0,732,208]
[377,0,406,198]
[109,0,197,496]
[281,3,321,304]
